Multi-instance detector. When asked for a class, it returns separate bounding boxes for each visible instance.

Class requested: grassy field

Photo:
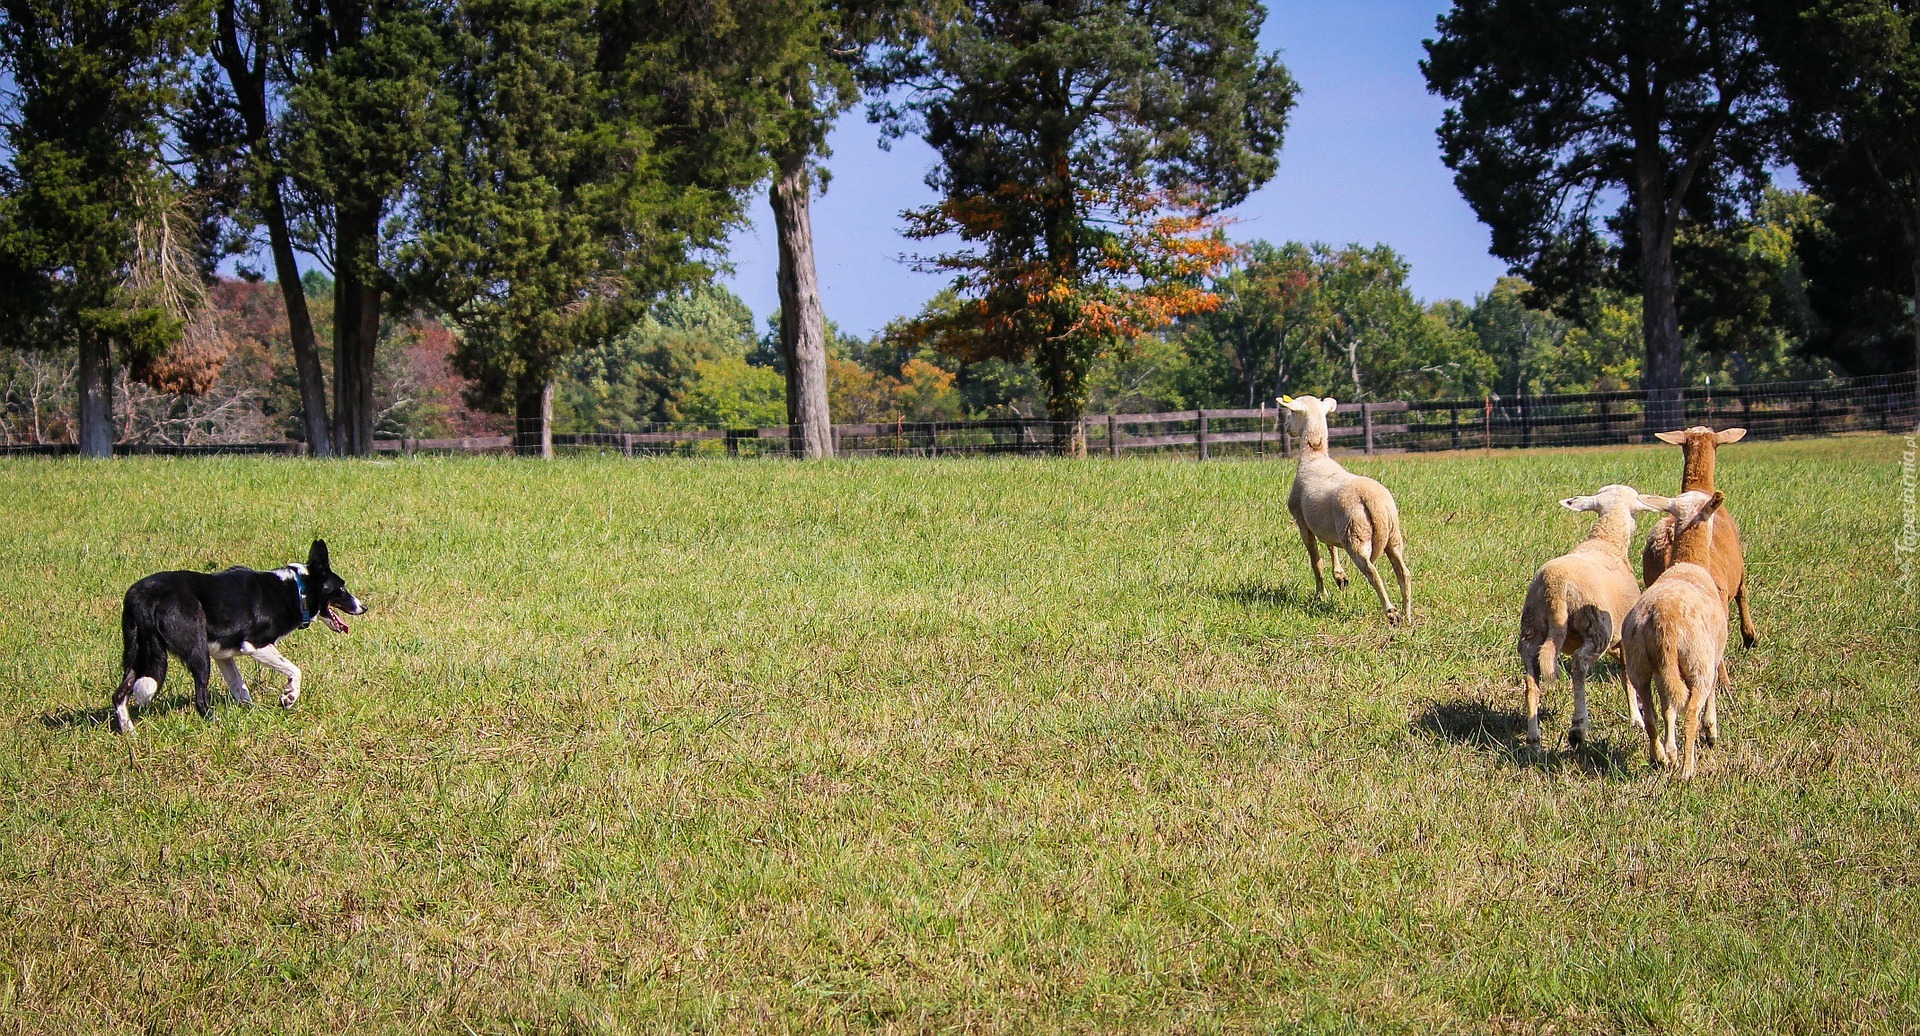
[0,435,1916,1033]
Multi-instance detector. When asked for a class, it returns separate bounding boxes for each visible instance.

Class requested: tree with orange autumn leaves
[870,0,1295,451]
[900,183,1237,440]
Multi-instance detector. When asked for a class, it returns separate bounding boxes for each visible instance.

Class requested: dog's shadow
[1412,696,1639,775]
[37,693,202,731]
[38,705,119,730]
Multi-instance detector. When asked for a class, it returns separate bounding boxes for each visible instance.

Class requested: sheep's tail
[1361,489,1401,561]
[1525,636,1558,694]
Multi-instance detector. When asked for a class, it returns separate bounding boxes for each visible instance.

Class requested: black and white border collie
[114,539,366,734]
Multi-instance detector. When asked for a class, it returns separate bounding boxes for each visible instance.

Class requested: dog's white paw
[131,676,158,706]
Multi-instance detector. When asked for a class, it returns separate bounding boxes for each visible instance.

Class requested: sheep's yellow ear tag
[1279,394,1295,407]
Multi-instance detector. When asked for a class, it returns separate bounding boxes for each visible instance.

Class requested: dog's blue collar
[291,568,313,629]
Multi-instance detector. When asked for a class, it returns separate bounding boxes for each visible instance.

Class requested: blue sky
[717,1,1511,338]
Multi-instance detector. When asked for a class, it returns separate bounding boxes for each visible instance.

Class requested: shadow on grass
[37,705,118,730]
[37,694,201,731]
[1412,696,1641,776]
[1218,580,1324,611]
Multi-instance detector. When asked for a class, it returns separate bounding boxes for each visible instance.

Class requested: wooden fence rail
[7,375,1913,458]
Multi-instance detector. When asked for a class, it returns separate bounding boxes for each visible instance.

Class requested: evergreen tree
[1424,0,1787,429]
[197,0,335,454]
[0,0,207,456]
[410,0,788,455]
[275,0,454,455]
[871,0,1295,452]
[1766,0,1920,378]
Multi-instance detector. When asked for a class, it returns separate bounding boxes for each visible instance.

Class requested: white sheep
[1278,394,1411,624]
[1518,484,1661,748]
[1621,490,1730,779]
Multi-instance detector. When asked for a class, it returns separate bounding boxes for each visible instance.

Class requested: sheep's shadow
[1412,696,1640,776]
[1218,579,1332,612]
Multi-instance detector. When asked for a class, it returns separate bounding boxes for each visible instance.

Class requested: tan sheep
[1642,426,1758,648]
[1622,490,1730,780]
[1278,394,1411,625]
[1518,484,1662,748]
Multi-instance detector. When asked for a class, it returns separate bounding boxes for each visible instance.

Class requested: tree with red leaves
[871,0,1295,453]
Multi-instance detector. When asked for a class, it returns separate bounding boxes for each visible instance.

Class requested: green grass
[1,436,1916,1033]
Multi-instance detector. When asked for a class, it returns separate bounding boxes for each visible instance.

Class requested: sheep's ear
[1637,492,1676,513]
[1654,430,1688,445]
[1278,394,1297,410]
[1561,496,1594,512]
[1320,396,1338,412]
[1701,491,1726,517]
[1628,495,1665,514]
[1715,427,1747,444]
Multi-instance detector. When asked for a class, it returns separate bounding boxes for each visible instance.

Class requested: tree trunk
[266,191,333,457]
[331,205,382,456]
[214,0,332,456]
[1039,332,1088,456]
[76,332,113,457]
[1639,234,1686,435]
[514,376,554,458]
[770,148,833,459]
[1635,159,1685,436]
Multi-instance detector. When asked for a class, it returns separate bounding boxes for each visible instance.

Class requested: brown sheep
[1519,484,1661,748]
[1622,490,1730,779]
[1279,394,1411,625]
[1642,426,1758,648]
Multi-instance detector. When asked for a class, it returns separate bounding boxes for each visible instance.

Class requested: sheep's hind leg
[1328,540,1350,589]
[1521,637,1549,748]
[1618,646,1644,732]
[1735,578,1758,649]
[1384,535,1411,625]
[1295,521,1327,597]
[1679,678,1713,780]
[1567,649,1597,747]
[1348,548,1397,625]
[1704,660,1727,747]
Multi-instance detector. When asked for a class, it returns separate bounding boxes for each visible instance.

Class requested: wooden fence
[6,373,1915,458]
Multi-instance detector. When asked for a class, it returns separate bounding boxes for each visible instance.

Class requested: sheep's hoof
[1383,608,1400,626]
[1524,734,1542,749]
[1334,574,1350,589]
[1742,631,1759,649]
[1567,727,1586,747]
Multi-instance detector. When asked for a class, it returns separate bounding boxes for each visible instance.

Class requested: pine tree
[0,0,207,456]
[870,0,1294,452]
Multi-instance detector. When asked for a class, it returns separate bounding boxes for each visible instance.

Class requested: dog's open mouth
[320,607,350,634]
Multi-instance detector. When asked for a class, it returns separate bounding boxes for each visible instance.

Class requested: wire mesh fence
[5,373,1915,458]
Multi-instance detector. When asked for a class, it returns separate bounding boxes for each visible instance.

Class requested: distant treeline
[0,1,1911,454]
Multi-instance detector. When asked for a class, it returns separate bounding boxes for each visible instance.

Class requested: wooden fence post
[1450,404,1461,451]
[1519,395,1533,449]
[1108,414,1117,458]
[1362,403,1375,455]
[1197,409,1209,461]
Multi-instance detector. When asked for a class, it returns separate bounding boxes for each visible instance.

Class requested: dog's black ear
[308,539,329,571]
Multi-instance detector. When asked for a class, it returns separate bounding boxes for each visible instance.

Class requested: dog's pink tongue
[322,611,350,634]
